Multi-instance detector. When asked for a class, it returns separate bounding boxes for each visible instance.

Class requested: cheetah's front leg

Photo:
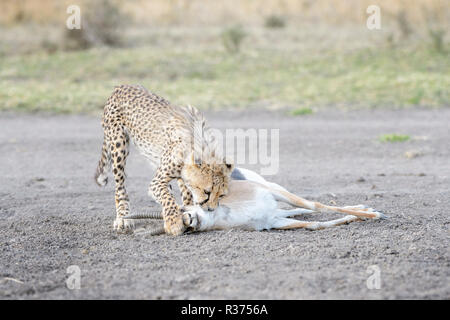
[149,167,186,236]
[177,178,194,206]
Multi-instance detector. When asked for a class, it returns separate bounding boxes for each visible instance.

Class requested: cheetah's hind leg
[104,126,133,233]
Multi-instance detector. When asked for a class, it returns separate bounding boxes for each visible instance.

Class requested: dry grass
[0,0,448,30]
[1,27,448,113]
[0,1,448,114]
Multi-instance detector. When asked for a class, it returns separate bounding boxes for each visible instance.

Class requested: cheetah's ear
[187,151,201,167]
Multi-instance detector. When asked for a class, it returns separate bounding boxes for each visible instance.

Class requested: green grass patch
[378,134,411,143]
[0,36,449,114]
[289,107,313,116]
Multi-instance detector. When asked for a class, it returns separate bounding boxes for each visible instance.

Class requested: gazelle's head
[181,205,206,231]
[182,206,220,231]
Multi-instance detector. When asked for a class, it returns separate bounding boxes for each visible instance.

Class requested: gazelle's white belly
[198,187,279,231]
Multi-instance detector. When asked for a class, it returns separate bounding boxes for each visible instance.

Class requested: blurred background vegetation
[0,0,448,113]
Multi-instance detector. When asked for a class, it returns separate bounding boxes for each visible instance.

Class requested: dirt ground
[0,108,449,299]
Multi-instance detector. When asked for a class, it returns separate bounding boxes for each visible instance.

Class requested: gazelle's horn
[135,226,166,236]
[122,212,163,220]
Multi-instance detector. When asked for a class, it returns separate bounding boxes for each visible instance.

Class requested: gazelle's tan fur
[183,177,385,232]
[126,168,386,234]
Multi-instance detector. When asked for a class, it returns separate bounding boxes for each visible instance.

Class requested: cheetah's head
[181,152,234,211]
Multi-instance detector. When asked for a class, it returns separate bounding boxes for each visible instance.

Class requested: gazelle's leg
[272,215,362,231]
[275,208,315,218]
[342,205,371,212]
[311,203,385,219]
[340,205,372,220]
[271,189,386,220]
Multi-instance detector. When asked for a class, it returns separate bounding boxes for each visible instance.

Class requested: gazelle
[123,168,387,236]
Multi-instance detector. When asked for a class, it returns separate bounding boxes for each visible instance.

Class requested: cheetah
[94,85,233,235]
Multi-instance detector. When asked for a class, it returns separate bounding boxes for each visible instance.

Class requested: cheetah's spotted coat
[95,85,233,235]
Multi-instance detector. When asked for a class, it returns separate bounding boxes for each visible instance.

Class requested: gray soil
[0,108,449,299]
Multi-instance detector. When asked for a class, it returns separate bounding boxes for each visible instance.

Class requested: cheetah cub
[94,85,233,235]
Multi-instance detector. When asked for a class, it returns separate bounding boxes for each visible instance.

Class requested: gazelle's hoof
[376,211,388,219]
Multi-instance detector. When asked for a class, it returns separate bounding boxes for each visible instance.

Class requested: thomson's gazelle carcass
[123,168,387,236]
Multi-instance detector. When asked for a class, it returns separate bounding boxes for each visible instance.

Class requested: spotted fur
[95,85,233,235]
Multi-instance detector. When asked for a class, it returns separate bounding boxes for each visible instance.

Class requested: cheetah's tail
[95,140,111,187]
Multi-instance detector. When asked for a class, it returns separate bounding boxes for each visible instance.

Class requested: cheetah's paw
[164,214,186,236]
[113,216,135,233]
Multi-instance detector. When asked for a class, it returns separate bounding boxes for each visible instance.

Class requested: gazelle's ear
[223,157,234,173]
